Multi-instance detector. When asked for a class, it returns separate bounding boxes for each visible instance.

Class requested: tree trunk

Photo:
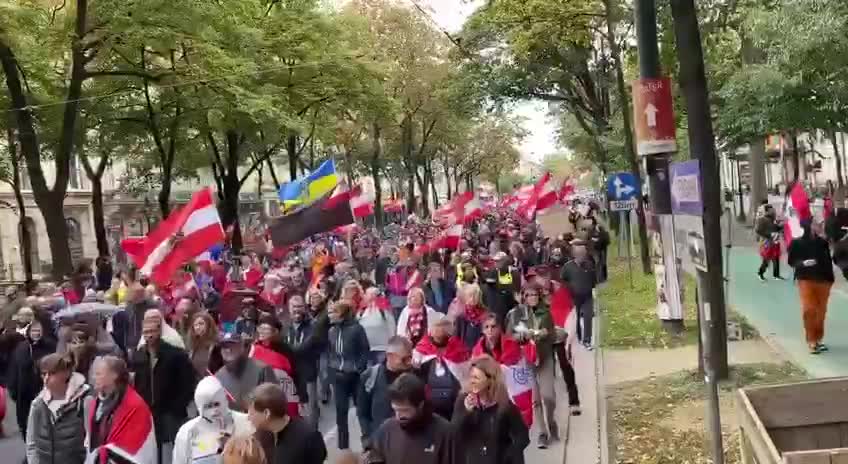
[415,169,430,217]
[407,174,416,215]
[748,137,768,223]
[371,123,384,231]
[287,132,299,181]
[90,177,109,257]
[605,0,651,274]
[223,131,244,253]
[158,177,171,219]
[7,126,33,284]
[790,132,801,182]
[831,131,844,190]
[267,158,280,190]
[445,164,452,199]
[42,203,72,277]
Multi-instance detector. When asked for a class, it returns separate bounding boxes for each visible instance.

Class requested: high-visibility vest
[498,269,514,286]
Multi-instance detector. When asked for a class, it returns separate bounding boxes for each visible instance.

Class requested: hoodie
[172,376,254,464]
[327,316,370,374]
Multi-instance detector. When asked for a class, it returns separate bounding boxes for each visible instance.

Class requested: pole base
[661,319,686,335]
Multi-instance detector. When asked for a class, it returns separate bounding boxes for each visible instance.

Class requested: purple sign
[670,160,702,216]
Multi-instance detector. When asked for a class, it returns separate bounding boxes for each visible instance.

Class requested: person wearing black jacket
[251,382,327,464]
[423,263,456,315]
[587,220,611,283]
[452,355,529,464]
[787,222,835,354]
[560,242,597,349]
[357,336,416,449]
[755,204,785,281]
[825,203,848,280]
[328,301,370,450]
[132,310,196,464]
[284,296,322,426]
[7,316,56,437]
[111,287,157,358]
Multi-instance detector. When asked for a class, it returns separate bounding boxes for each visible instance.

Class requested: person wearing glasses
[506,284,559,449]
[452,355,529,464]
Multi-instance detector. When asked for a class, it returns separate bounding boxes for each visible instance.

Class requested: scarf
[406,309,426,345]
[464,304,486,324]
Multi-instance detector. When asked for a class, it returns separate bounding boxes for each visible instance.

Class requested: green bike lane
[727,247,848,378]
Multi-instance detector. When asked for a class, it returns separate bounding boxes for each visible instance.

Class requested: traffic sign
[632,77,677,156]
[610,199,638,211]
[606,172,639,201]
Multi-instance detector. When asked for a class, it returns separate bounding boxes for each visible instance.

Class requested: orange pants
[798,280,832,344]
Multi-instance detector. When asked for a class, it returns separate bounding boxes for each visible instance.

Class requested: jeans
[319,353,331,401]
[553,343,580,406]
[306,381,320,428]
[333,370,360,449]
[160,441,173,464]
[533,359,557,437]
[575,296,594,345]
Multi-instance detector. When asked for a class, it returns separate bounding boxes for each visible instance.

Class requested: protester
[328,301,370,449]
[111,284,157,358]
[559,241,597,349]
[187,311,223,378]
[25,353,90,464]
[87,355,158,464]
[250,383,327,464]
[367,373,454,464]
[132,310,196,464]
[506,284,559,447]
[787,221,835,354]
[284,295,321,424]
[452,355,529,464]
[397,288,442,348]
[358,287,397,366]
[587,220,610,283]
[221,435,267,464]
[357,335,416,449]
[413,317,469,420]
[755,203,784,281]
[423,262,455,314]
[250,314,304,418]
[453,284,488,350]
[172,376,254,464]
[215,332,277,412]
[8,316,56,437]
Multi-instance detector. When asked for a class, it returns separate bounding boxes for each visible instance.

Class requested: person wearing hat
[215,331,278,412]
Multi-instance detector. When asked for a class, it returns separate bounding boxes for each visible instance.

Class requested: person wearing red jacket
[249,315,305,419]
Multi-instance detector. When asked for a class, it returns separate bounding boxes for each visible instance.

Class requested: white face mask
[195,376,231,428]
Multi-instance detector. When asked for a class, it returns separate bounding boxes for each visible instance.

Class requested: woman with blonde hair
[396,287,443,347]
[452,284,489,350]
[222,435,267,464]
[452,354,529,464]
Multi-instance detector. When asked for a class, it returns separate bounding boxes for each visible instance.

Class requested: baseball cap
[219,331,241,345]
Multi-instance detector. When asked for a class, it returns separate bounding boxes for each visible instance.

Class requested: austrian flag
[121,187,225,286]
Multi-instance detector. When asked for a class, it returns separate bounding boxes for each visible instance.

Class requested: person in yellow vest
[482,252,522,323]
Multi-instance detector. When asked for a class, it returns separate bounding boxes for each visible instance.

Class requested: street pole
[669,0,729,378]
[736,159,746,222]
[634,0,683,332]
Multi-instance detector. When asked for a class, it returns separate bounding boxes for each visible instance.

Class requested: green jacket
[505,303,555,364]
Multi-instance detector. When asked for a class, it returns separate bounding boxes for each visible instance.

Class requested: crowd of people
[0,202,610,464]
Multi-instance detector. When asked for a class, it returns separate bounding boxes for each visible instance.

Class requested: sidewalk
[727,246,848,378]
[564,343,600,464]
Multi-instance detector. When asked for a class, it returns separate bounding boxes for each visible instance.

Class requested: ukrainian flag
[277,159,339,212]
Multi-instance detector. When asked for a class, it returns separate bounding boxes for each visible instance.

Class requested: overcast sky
[422,0,562,163]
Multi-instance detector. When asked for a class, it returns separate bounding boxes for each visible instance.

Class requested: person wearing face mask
[249,315,304,419]
[413,317,469,420]
[215,332,277,412]
[357,336,417,450]
[172,376,254,464]
[284,295,322,426]
[250,382,327,464]
[327,301,370,450]
[132,310,196,464]
[366,373,454,464]
[25,353,91,464]
[506,284,559,448]
[8,315,56,438]
[452,355,529,464]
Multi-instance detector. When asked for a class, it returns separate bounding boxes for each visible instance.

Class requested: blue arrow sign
[606,172,639,201]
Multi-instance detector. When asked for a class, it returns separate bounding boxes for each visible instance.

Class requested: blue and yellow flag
[277,159,339,212]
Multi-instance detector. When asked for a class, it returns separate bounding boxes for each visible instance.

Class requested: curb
[596,306,610,464]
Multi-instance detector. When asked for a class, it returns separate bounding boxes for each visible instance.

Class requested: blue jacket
[423,279,456,314]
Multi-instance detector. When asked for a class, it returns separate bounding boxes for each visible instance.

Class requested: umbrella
[54,302,122,321]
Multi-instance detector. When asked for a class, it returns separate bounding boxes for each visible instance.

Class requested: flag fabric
[435,192,473,225]
[517,172,559,219]
[89,385,158,464]
[472,336,536,427]
[249,343,300,418]
[278,159,340,210]
[558,179,575,202]
[384,199,404,213]
[413,336,471,382]
[121,187,225,286]
[351,185,375,218]
[269,186,354,248]
[415,224,463,255]
[784,182,812,246]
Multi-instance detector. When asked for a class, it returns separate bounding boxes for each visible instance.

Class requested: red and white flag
[472,336,536,427]
[414,336,471,382]
[416,224,463,255]
[406,268,424,291]
[557,179,575,202]
[121,187,225,286]
[435,191,474,225]
[517,172,559,218]
[784,182,812,246]
[351,185,375,218]
[89,386,158,464]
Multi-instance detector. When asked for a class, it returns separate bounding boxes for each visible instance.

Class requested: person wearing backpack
[356,336,419,451]
[358,288,397,367]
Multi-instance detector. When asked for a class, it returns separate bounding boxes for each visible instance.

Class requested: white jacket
[172,376,254,464]
[396,306,443,339]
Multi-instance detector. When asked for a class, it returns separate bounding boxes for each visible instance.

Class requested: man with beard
[357,336,416,449]
[250,382,326,464]
[215,332,277,412]
[366,373,454,464]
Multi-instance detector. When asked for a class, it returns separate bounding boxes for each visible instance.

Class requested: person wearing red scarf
[453,284,489,350]
[414,318,470,420]
[249,315,304,419]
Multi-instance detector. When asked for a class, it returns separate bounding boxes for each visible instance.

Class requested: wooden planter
[737,377,848,464]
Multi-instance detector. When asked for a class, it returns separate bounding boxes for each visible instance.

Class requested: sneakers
[757,274,766,282]
[570,404,582,416]
[549,422,560,441]
[773,275,786,281]
[537,433,550,449]
[817,342,829,352]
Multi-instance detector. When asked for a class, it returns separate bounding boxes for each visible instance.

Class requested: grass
[608,363,806,464]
